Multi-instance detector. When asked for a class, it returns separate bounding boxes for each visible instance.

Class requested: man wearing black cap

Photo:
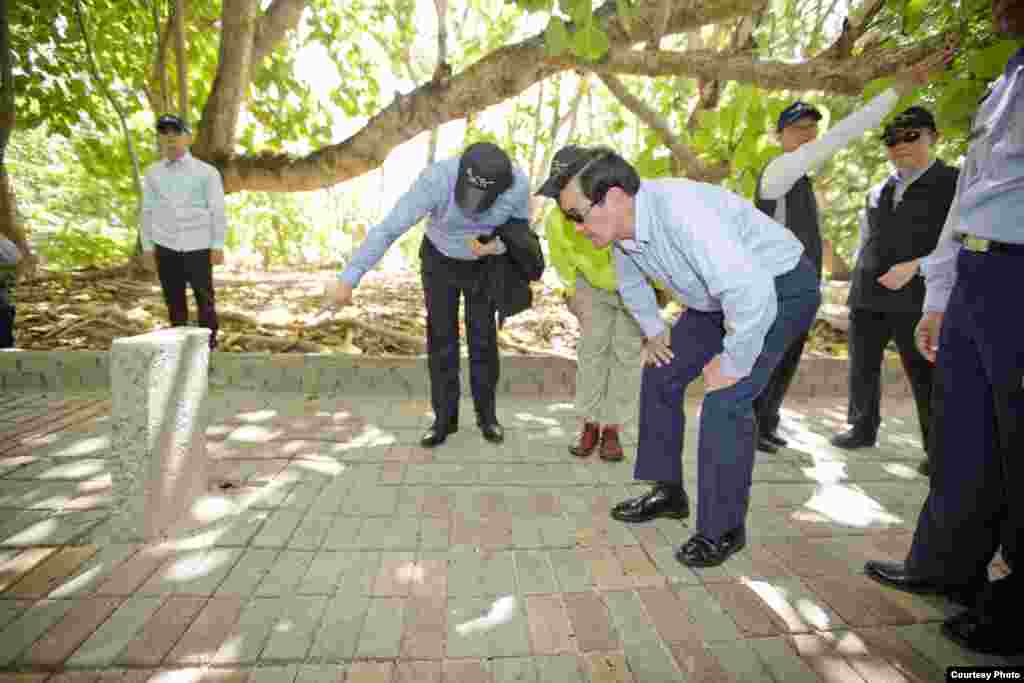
[833,107,957,474]
[327,142,531,447]
[141,114,227,349]
[752,57,946,455]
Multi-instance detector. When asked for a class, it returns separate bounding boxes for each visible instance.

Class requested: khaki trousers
[574,276,645,426]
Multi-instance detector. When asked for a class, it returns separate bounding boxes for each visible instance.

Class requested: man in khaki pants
[540,146,647,461]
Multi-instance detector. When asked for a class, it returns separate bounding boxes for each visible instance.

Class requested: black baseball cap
[156,114,191,134]
[455,142,513,214]
[536,145,589,198]
[777,101,822,131]
[883,106,937,136]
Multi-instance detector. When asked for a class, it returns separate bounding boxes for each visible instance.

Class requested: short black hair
[572,147,641,204]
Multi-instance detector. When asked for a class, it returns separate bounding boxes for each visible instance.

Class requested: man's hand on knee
[642,330,674,367]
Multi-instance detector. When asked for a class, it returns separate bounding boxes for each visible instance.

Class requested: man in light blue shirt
[539,148,819,567]
[862,0,1024,657]
[327,142,531,447]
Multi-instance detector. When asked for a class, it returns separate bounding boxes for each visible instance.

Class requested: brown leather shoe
[569,421,600,457]
[599,426,624,461]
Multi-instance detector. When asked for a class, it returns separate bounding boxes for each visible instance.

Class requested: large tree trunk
[0,0,32,270]
[174,0,188,121]
[193,0,258,157]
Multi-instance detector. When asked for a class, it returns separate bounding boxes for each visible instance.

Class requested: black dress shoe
[756,435,779,454]
[831,428,876,449]
[762,431,788,448]
[864,560,979,606]
[420,417,458,448]
[480,422,504,444]
[610,484,689,523]
[675,527,746,568]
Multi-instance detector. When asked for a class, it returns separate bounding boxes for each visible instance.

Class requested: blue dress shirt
[340,158,530,287]
[923,47,1024,312]
[615,179,805,378]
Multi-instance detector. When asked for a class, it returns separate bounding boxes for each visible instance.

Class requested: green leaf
[515,0,552,12]
[901,0,928,34]
[559,0,587,21]
[863,77,894,102]
[544,17,571,57]
[570,22,609,62]
[968,40,1020,80]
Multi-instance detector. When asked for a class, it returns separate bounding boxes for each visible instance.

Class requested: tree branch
[819,0,887,60]
[252,0,308,66]
[583,38,943,94]
[598,73,726,181]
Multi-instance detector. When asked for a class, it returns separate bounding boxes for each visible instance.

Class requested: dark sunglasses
[882,129,922,147]
[561,199,600,225]
[558,151,613,224]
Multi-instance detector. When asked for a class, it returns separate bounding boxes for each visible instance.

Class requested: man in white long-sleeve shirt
[141,114,227,349]
[751,56,948,454]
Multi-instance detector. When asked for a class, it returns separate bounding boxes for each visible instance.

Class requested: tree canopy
[7,0,1020,269]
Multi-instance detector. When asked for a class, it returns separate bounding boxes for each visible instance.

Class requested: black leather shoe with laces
[611,484,689,523]
[830,428,876,449]
[675,528,747,568]
[864,560,980,606]
[480,422,504,444]
[420,417,458,448]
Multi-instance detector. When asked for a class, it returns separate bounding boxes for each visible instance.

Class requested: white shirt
[141,152,227,252]
[761,89,900,226]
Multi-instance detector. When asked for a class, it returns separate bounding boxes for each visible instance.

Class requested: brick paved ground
[0,388,1020,682]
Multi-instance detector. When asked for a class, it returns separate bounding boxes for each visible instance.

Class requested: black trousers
[0,303,13,348]
[154,245,218,349]
[845,308,932,446]
[420,238,499,426]
[753,331,808,436]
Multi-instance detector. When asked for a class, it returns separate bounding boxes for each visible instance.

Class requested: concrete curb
[0,349,915,399]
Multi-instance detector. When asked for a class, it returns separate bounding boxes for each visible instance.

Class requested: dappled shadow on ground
[1,390,1019,678]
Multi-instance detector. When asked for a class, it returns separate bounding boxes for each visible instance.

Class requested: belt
[956,234,1024,254]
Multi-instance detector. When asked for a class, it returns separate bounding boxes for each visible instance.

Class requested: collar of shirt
[617,183,651,254]
[892,158,936,188]
[165,151,193,168]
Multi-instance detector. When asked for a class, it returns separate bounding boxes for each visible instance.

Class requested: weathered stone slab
[109,328,211,541]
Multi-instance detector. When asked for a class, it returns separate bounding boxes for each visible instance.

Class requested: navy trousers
[634,257,820,540]
[906,249,1022,600]
[753,330,808,436]
[420,237,499,426]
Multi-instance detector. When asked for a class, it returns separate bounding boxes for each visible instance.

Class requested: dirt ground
[11,266,847,357]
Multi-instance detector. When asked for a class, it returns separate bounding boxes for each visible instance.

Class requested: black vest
[755,174,822,277]
[848,160,959,312]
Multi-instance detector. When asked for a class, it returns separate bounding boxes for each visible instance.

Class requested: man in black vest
[751,59,939,454]
[832,107,958,476]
